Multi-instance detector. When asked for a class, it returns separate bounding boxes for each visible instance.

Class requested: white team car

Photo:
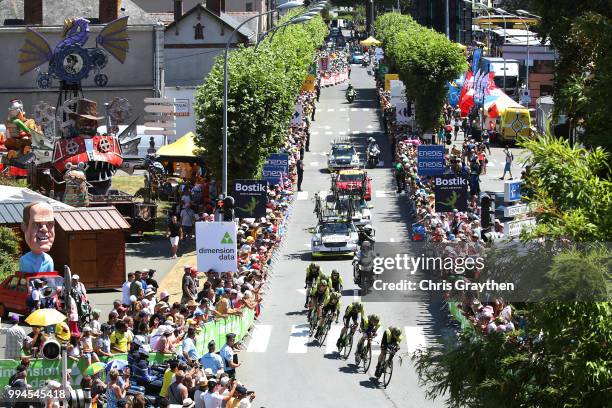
[311,219,359,258]
[327,142,360,171]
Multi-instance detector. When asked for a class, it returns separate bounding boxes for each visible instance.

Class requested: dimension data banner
[233,179,267,219]
[196,222,237,272]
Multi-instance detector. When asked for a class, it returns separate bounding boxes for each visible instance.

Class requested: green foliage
[413,135,612,406]
[530,1,612,150]
[193,11,327,182]
[0,176,28,188]
[374,13,467,131]
[0,227,20,280]
[519,135,612,242]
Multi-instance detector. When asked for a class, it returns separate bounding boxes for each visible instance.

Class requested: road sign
[144,105,174,114]
[503,203,530,217]
[504,217,536,237]
[144,122,176,129]
[504,180,522,202]
[143,97,175,104]
[144,129,175,136]
[196,222,237,273]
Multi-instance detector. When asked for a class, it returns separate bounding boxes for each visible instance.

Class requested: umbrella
[84,362,107,376]
[360,36,381,46]
[105,359,129,373]
[25,308,66,327]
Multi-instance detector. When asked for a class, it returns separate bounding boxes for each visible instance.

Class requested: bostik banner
[434,175,469,212]
[233,179,267,219]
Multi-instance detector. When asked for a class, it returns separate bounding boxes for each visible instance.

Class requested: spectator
[110,321,131,354]
[203,377,237,408]
[130,271,144,300]
[160,359,179,400]
[80,326,99,365]
[181,327,198,366]
[200,340,224,374]
[106,369,128,408]
[194,377,208,408]
[180,203,196,239]
[167,215,183,259]
[89,309,102,336]
[181,266,198,304]
[22,326,47,358]
[146,269,159,291]
[220,333,241,379]
[167,370,188,404]
[1,315,26,359]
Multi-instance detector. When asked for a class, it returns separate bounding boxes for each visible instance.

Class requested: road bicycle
[355,333,373,372]
[304,281,312,308]
[316,311,335,347]
[308,306,320,336]
[375,344,400,388]
[337,322,358,359]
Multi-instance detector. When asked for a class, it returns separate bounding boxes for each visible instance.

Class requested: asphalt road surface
[238,63,450,407]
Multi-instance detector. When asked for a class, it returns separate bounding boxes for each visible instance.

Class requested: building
[0,0,163,122]
[163,1,254,140]
[408,0,473,45]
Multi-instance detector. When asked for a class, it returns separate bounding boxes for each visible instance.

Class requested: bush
[194,11,327,182]
[0,227,20,280]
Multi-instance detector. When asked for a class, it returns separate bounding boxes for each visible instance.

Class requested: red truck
[0,271,63,317]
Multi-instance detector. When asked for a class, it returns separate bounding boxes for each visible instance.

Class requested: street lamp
[510,9,535,106]
[221,0,304,196]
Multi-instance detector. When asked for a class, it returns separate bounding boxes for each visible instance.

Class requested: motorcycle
[352,257,374,294]
[367,144,380,168]
[361,57,369,67]
[346,89,356,103]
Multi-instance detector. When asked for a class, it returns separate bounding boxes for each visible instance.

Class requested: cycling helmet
[363,224,373,233]
[391,327,402,338]
[331,292,341,301]
[310,263,320,271]
[352,301,363,312]
[368,137,375,143]
[369,314,380,324]
[318,279,328,287]
[133,335,146,348]
[331,269,340,278]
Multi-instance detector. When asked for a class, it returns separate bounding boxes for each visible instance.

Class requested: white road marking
[309,162,319,167]
[351,108,358,112]
[324,125,331,130]
[296,288,307,296]
[318,190,328,197]
[327,108,335,112]
[246,325,272,352]
[375,190,397,198]
[311,131,320,135]
[339,131,347,135]
[325,325,343,354]
[287,324,310,353]
[296,191,309,200]
[370,330,385,358]
[352,130,360,134]
[325,131,333,135]
[362,108,370,112]
[404,326,427,353]
[339,108,347,112]
[389,238,395,242]
[367,124,374,129]
[366,130,374,134]
[353,288,360,302]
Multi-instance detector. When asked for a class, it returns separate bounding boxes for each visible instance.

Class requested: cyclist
[329,269,343,293]
[336,301,365,349]
[375,326,403,377]
[309,279,330,324]
[316,291,341,338]
[355,314,380,365]
[304,263,325,307]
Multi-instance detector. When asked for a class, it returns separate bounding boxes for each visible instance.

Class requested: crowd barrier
[0,309,255,388]
[320,70,349,87]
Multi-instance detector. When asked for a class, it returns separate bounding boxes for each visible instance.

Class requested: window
[540,84,553,96]
[7,277,19,290]
[194,22,204,40]
[246,3,253,12]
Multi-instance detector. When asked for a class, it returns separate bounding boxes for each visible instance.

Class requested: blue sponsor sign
[417,145,445,176]
[262,165,285,185]
[264,153,289,175]
[504,180,522,202]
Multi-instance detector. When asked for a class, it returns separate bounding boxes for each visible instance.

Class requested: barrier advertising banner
[384,74,400,91]
[262,165,285,185]
[417,145,445,176]
[196,222,237,273]
[434,175,469,212]
[264,153,289,175]
[233,179,267,219]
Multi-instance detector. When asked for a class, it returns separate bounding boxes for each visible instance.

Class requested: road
[238,63,450,407]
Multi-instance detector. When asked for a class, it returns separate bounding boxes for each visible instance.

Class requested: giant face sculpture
[21,202,55,255]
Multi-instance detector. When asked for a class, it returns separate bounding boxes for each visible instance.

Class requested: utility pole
[445,0,450,39]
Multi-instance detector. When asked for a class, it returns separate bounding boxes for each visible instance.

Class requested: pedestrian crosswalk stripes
[287,324,310,353]
[339,108,347,112]
[327,108,335,112]
[375,190,397,198]
[244,325,428,355]
[325,131,333,135]
[309,162,319,167]
[246,325,272,353]
[296,191,309,200]
[404,326,427,353]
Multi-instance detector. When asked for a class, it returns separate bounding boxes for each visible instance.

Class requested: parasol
[25,308,66,327]
[360,36,381,46]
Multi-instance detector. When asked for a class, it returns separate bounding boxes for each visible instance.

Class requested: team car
[327,142,360,172]
[311,218,360,258]
[335,169,372,201]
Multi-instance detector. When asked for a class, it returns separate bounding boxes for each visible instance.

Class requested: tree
[374,13,467,131]
[412,135,612,408]
[0,227,20,280]
[193,11,327,183]
[530,1,612,150]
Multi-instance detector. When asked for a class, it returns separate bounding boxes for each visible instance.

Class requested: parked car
[0,272,64,317]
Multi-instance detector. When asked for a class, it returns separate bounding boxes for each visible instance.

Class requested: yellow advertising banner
[384,74,400,91]
[302,75,316,92]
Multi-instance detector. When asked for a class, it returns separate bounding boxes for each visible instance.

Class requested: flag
[472,48,483,76]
